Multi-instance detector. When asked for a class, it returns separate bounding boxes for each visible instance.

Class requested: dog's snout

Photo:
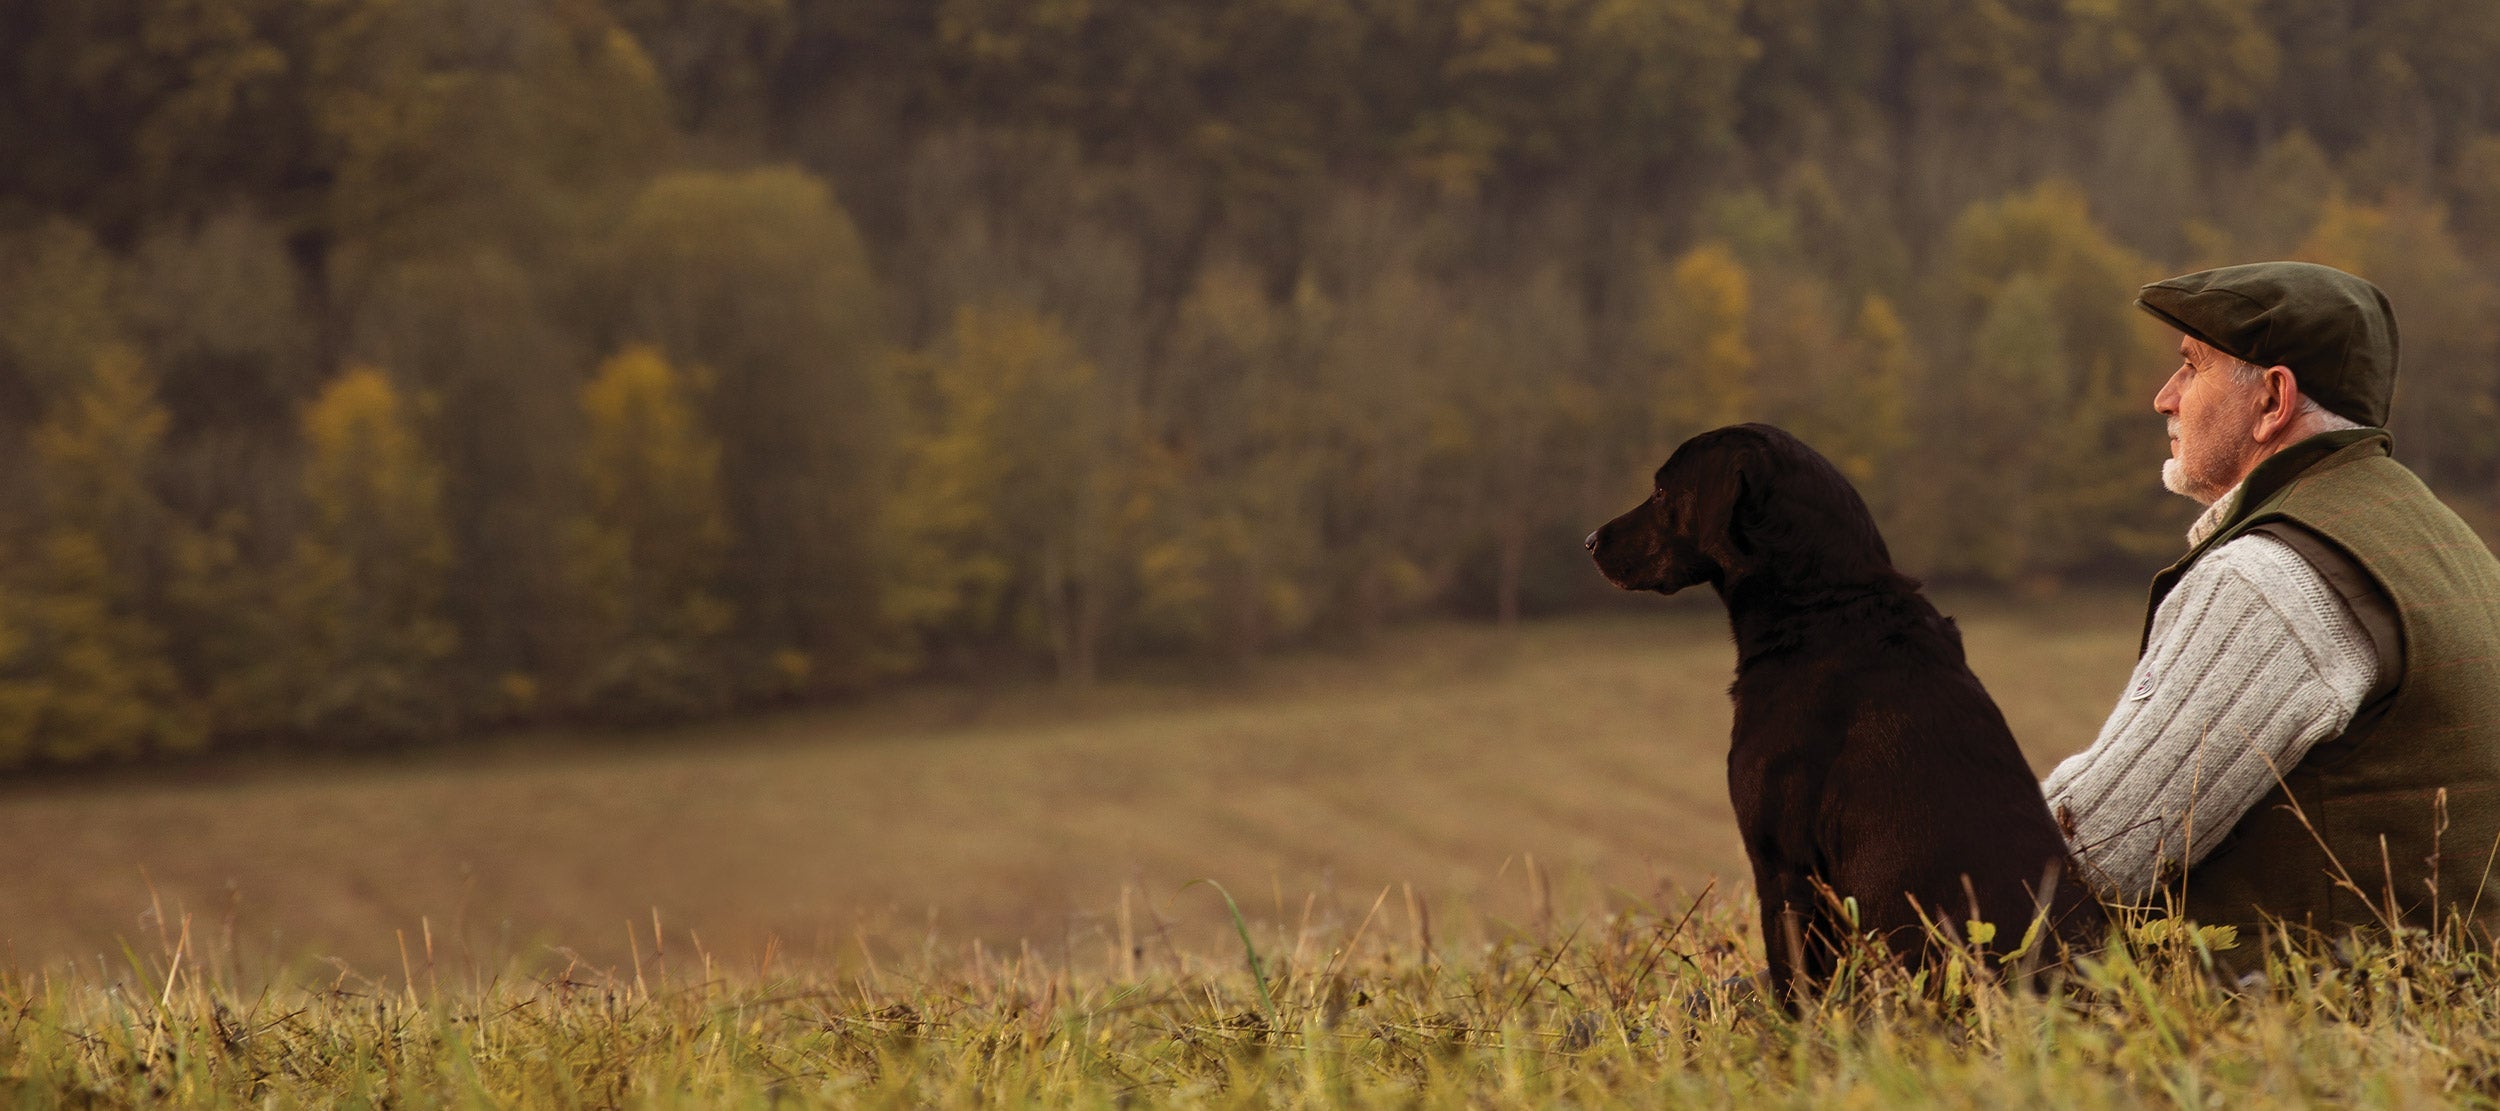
[1583,528,1600,552]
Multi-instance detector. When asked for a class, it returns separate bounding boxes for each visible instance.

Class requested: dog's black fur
[1587,424,2102,1001]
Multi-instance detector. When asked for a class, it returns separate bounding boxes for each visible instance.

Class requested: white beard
[2160,457,2210,504]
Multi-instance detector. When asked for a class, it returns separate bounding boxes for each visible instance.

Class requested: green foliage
[277,367,460,746]
[563,346,736,724]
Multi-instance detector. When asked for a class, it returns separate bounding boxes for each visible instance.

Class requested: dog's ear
[1720,443,1773,565]
[1727,465,1762,557]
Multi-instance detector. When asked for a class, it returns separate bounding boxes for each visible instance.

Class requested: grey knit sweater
[2041,489,2381,901]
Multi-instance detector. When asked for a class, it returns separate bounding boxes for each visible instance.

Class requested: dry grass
[16,592,2500,1107]
[9,884,2500,1107]
[0,593,2137,985]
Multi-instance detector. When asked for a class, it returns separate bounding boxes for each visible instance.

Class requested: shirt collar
[2186,483,2244,548]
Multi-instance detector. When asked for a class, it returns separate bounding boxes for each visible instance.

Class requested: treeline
[2,0,2497,763]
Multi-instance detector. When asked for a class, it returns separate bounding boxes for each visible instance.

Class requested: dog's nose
[1583,529,1600,552]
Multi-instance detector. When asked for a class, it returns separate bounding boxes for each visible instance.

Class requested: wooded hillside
[2,0,2495,762]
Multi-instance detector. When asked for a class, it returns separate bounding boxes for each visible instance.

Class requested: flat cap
[2134,261,2399,427]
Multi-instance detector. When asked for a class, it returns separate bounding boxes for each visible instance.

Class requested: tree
[1305,261,1461,640]
[2297,197,2500,493]
[1452,264,1599,625]
[2215,131,2341,259]
[2124,0,2279,116]
[1933,182,2171,581]
[0,349,205,766]
[2090,69,2198,261]
[0,219,128,408]
[1139,259,1328,659]
[1643,241,1757,453]
[562,346,736,723]
[884,306,1132,684]
[351,248,580,685]
[605,167,891,688]
[277,367,459,744]
[125,204,316,428]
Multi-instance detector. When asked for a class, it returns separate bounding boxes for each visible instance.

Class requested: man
[2044,261,2500,941]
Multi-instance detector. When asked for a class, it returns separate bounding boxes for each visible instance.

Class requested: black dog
[1586,424,2101,1000]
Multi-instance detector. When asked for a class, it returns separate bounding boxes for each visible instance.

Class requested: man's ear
[2255,364,2302,443]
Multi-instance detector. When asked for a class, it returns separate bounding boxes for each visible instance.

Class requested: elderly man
[2044,261,2500,941]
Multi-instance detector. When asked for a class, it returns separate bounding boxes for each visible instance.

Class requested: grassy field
[10,854,2500,1106]
[48,590,2450,1100]
[0,593,2137,984]
[16,592,2500,1106]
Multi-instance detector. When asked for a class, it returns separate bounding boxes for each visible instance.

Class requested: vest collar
[2188,428,2389,552]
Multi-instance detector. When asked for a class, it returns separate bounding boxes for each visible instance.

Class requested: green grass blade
[1185,879,1277,1023]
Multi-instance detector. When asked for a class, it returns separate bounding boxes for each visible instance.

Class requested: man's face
[2153,336,2267,506]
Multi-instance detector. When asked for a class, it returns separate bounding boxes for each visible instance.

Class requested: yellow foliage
[563,346,737,721]
[0,349,205,765]
[280,366,460,744]
[1645,240,1756,445]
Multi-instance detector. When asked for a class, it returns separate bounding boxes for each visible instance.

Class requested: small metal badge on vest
[2128,675,2155,701]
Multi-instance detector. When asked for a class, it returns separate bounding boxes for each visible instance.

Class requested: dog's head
[1585,423,1892,597]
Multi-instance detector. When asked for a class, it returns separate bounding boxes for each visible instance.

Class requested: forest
[0,0,2496,764]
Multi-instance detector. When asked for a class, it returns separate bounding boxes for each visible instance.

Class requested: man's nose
[1583,529,1600,552]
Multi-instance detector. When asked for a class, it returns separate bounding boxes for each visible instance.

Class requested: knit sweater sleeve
[2041,534,2382,902]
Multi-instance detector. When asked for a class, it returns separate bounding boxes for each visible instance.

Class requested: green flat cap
[2134,261,2399,427]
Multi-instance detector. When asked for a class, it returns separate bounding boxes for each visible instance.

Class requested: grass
[10,883,2500,1106]
[14,591,2348,1106]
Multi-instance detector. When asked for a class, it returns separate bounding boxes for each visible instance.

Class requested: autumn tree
[885,306,1132,684]
[1451,264,1600,626]
[0,349,205,765]
[1930,182,2171,580]
[2298,197,2500,492]
[0,219,128,408]
[1138,260,1328,659]
[277,367,459,745]
[1305,261,1460,640]
[1643,241,1757,453]
[351,249,580,687]
[605,167,890,690]
[562,346,735,723]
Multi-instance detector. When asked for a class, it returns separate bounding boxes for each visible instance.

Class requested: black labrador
[1586,424,2102,1000]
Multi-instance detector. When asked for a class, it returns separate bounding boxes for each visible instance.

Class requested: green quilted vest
[2143,430,2500,939]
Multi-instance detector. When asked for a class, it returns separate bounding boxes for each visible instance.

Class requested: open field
[19,592,2500,1107]
[0,592,2138,983]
